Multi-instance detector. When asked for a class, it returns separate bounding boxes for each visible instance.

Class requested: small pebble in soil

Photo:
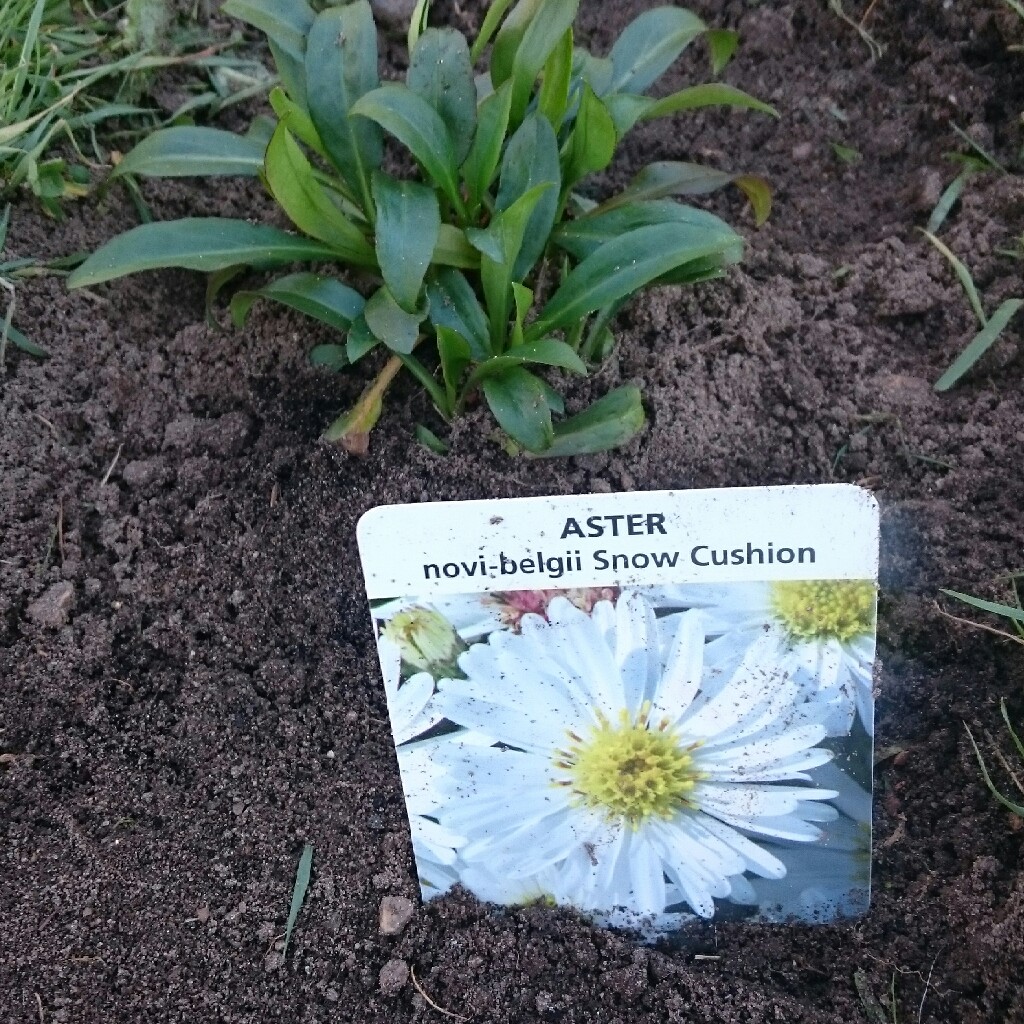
[26,581,75,628]
[379,895,415,936]
[379,958,409,995]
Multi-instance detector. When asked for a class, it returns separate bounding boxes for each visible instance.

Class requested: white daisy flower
[422,594,839,920]
[378,636,465,898]
[647,581,877,736]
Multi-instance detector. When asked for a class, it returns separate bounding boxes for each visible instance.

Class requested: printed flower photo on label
[372,582,874,933]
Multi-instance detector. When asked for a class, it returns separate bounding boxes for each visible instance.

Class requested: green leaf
[926,167,974,235]
[222,0,315,108]
[935,298,1023,392]
[562,83,616,189]
[467,182,554,349]
[432,224,480,270]
[507,0,581,124]
[351,84,462,211]
[532,222,743,335]
[3,322,47,357]
[965,722,1024,818]
[597,161,773,226]
[407,0,432,52]
[396,351,449,414]
[365,285,426,354]
[263,124,377,265]
[510,281,533,347]
[555,200,741,260]
[283,843,313,956]
[496,114,561,280]
[269,86,327,159]
[472,0,517,63]
[346,313,378,362]
[603,93,653,136]
[572,48,614,96]
[491,0,543,88]
[111,127,266,179]
[482,366,553,451]
[67,220,341,289]
[706,28,740,75]
[415,423,449,454]
[538,27,573,129]
[309,344,348,370]
[371,172,440,312]
[230,272,365,332]
[608,7,706,95]
[461,82,513,209]
[541,384,645,457]
[426,267,492,359]
[306,2,383,215]
[469,338,587,383]
[408,28,477,165]
[641,84,778,121]
[436,324,472,408]
[921,229,985,326]
[942,589,1024,624]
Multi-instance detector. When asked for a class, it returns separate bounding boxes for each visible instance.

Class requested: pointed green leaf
[706,29,740,74]
[408,28,478,164]
[415,423,449,454]
[67,220,341,289]
[510,281,533,347]
[264,123,377,265]
[306,2,382,214]
[3,322,47,357]
[230,272,365,332]
[269,86,328,160]
[507,0,581,124]
[597,161,773,226]
[396,351,449,414]
[470,338,587,384]
[533,222,742,335]
[491,0,543,88]
[608,7,706,95]
[309,344,348,370]
[351,84,462,211]
[482,366,553,451]
[112,126,266,179]
[223,0,315,107]
[555,200,741,260]
[935,298,1024,392]
[461,82,513,209]
[365,285,426,354]
[467,182,554,349]
[371,172,440,312]
[603,93,653,136]
[407,0,432,52]
[283,843,313,956]
[641,84,778,121]
[436,325,472,407]
[472,0,517,62]
[346,313,378,362]
[942,589,1024,624]
[538,27,573,129]
[563,83,616,189]
[426,267,492,359]
[572,48,614,96]
[432,224,480,270]
[496,114,561,280]
[540,384,644,457]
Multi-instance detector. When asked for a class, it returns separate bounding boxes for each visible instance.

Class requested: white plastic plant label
[357,484,879,935]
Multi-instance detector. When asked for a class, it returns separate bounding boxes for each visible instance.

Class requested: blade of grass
[920,229,986,326]
[934,298,1023,391]
[926,167,973,234]
[284,843,314,956]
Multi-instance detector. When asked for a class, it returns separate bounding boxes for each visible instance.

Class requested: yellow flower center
[769,579,876,643]
[553,706,704,828]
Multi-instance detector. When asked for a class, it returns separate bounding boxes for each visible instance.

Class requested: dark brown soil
[3,1,1023,1021]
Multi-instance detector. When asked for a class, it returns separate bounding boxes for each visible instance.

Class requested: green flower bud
[381,606,467,678]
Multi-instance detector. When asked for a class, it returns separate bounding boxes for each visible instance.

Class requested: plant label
[358,484,879,934]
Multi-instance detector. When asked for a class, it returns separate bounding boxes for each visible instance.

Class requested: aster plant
[67,0,775,456]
